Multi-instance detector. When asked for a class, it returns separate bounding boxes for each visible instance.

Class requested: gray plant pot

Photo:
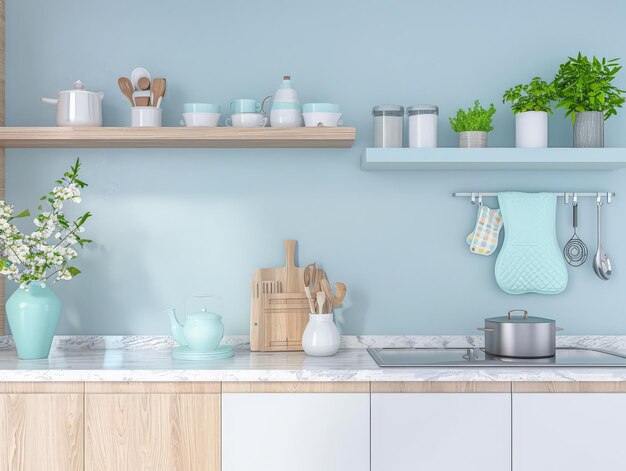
[573,111,604,148]
[459,131,488,148]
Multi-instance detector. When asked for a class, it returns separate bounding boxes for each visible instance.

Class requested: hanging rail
[453,192,615,205]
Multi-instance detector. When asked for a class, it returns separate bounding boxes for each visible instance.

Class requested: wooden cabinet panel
[85,393,220,471]
[372,392,511,471]
[223,392,370,471]
[0,392,83,471]
[512,393,626,471]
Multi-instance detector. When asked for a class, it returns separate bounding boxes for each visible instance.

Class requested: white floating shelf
[361,148,626,170]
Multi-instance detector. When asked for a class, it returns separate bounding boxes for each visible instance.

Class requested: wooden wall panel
[0,0,6,335]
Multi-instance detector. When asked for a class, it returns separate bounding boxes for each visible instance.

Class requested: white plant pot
[301,313,340,357]
[459,131,487,148]
[516,111,548,148]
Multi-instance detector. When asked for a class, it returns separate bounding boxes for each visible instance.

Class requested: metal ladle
[593,200,612,281]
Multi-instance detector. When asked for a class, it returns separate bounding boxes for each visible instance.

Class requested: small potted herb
[503,77,556,148]
[553,53,625,147]
[449,100,496,148]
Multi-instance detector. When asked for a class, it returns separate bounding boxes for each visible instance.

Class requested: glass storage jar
[407,105,438,148]
[372,105,404,148]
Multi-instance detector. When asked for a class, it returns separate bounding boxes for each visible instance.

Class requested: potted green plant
[553,53,625,148]
[0,159,92,359]
[503,77,557,148]
[449,100,496,148]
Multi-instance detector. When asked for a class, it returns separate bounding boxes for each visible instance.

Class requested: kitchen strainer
[563,202,588,267]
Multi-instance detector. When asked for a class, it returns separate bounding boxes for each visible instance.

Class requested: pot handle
[477,327,496,332]
[41,97,58,105]
[508,309,528,320]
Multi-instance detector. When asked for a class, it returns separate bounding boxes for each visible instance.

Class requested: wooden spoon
[136,77,151,106]
[333,282,347,307]
[320,279,334,308]
[151,78,166,108]
[118,77,135,106]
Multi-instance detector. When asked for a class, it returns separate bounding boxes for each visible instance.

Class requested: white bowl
[270,109,303,128]
[303,112,343,127]
[181,112,221,127]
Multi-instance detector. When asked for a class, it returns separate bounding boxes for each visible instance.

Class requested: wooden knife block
[250,240,326,352]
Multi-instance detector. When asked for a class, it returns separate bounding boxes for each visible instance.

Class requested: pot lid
[486,309,555,324]
[59,80,96,94]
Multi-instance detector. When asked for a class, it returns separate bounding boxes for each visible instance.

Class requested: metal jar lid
[372,104,404,117]
[486,309,555,324]
[406,104,438,116]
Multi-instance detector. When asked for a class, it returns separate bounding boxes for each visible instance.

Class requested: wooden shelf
[0,126,356,148]
[361,147,626,170]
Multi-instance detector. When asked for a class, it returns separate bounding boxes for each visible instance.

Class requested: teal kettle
[167,295,224,352]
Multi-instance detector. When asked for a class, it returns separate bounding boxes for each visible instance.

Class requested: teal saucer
[172,344,235,361]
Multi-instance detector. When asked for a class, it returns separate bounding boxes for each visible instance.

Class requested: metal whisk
[563,202,588,267]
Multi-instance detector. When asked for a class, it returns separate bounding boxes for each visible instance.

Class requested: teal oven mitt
[495,192,568,295]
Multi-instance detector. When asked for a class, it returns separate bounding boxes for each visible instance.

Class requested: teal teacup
[184,103,221,113]
[302,103,341,113]
[230,98,261,114]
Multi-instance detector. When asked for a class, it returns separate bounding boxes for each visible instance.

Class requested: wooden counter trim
[222,382,370,393]
[371,381,512,393]
[85,382,221,394]
[0,381,84,393]
[512,381,626,393]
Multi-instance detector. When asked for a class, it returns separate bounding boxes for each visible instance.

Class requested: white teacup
[225,112,268,128]
[303,112,343,127]
[181,112,221,127]
[131,107,162,127]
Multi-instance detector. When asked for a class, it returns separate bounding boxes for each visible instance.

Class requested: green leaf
[67,267,81,277]
[13,209,30,219]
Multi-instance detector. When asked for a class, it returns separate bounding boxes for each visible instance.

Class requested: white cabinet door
[513,393,626,471]
[222,392,369,471]
[372,393,511,471]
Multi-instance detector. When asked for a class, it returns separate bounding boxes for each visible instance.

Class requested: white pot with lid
[41,80,104,126]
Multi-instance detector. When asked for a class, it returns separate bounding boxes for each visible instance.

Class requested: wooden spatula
[151,78,166,108]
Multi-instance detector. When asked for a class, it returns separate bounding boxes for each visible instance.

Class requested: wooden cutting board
[250,240,326,351]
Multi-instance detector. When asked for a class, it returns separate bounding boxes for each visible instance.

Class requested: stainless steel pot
[478,309,562,358]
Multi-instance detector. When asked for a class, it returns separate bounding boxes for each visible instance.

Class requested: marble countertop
[0,335,625,382]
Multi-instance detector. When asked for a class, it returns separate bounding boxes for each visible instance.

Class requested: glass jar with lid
[372,105,404,148]
[407,105,438,148]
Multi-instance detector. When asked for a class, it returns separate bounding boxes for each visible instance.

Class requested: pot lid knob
[73,80,85,90]
[508,309,529,320]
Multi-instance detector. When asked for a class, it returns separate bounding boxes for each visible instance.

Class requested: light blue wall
[5,0,626,335]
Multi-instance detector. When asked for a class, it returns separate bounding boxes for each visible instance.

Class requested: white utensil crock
[302,313,340,357]
[41,80,103,127]
[131,106,162,127]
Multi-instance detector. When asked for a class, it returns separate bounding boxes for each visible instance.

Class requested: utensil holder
[131,106,162,127]
[302,313,340,357]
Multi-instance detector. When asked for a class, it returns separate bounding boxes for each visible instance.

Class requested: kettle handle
[41,97,58,105]
[184,294,223,317]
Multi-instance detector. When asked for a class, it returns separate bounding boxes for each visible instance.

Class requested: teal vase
[6,284,61,360]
